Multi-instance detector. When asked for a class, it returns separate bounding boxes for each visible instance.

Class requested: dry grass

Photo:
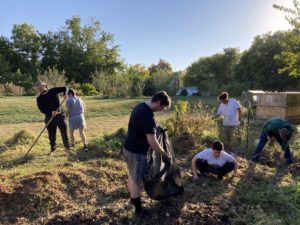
[0,97,299,225]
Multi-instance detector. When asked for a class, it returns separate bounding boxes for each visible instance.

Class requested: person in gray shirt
[66,88,89,151]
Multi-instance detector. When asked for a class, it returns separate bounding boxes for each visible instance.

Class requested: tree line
[0,1,299,96]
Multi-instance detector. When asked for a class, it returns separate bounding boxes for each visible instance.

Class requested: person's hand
[193,174,199,181]
[162,153,171,166]
[52,111,58,116]
[233,170,242,177]
[64,95,68,99]
[279,151,285,161]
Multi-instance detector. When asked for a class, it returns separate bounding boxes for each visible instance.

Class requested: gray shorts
[123,148,147,183]
[69,114,86,130]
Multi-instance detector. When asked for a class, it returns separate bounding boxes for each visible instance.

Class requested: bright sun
[271,0,294,31]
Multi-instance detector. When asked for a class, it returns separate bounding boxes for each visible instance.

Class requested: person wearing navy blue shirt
[252,118,293,164]
[123,91,171,215]
[35,81,70,156]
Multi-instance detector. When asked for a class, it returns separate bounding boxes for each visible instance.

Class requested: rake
[25,97,67,157]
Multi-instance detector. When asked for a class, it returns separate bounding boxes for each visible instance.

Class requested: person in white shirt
[192,141,238,180]
[213,92,242,150]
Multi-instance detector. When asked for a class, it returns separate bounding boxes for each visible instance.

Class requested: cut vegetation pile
[5,129,35,147]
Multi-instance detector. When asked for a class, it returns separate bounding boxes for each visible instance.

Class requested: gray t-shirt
[66,96,84,117]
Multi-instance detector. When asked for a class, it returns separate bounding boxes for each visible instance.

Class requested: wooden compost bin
[247,91,300,123]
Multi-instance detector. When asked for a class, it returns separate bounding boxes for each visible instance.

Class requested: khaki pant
[221,125,241,151]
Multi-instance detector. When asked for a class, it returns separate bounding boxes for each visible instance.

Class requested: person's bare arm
[146,134,167,156]
[232,158,239,176]
[237,108,242,122]
[191,156,199,180]
[212,114,221,120]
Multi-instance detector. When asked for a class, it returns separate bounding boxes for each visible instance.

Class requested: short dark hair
[218,92,229,101]
[151,91,171,108]
[67,88,76,96]
[280,128,292,141]
[212,140,224,151]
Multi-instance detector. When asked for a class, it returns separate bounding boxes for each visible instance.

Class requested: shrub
[164,100,218,154]
[80,83,98,96]
[37,67,66,88]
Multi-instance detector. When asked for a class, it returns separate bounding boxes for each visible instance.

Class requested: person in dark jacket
[252,118,293,164]
[123,91,171,215]
[35,81,70,156]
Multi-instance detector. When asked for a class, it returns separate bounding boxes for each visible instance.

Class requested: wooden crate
[247,91,300,123]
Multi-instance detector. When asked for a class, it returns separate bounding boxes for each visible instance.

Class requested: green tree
[127,64,149,97]
[11,23,41,78]
[0,36,22,73]
[273,0,300,77]
[13,69,33,92]
[0,54,13,93]
[235,32,299,90]
[40,31,65,72]
[184,48,240,94]
[148,58,173,75]
[60,16,121,84]
[152,69,171,92]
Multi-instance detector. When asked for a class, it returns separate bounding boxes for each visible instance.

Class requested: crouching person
[192,140,238,180]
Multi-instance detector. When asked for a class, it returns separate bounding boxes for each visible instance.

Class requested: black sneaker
[217,174,224,180]
[83,145,89,152]
[135,208,150,217]
[251,157,259,163]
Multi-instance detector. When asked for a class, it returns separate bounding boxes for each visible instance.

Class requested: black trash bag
[143,126,184,200]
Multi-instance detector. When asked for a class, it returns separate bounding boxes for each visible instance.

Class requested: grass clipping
[6,129,35,147]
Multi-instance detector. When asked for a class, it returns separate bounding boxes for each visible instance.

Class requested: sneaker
[83,145,89,152]
[49,150,55,157]
[217,174,224,180]
[251,157,259,163]
[135,208,150,217]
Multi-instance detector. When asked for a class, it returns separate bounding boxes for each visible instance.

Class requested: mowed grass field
[0,95,299,225]
[0,96,217,141]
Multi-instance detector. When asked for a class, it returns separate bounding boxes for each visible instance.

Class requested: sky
[0,0,293,71]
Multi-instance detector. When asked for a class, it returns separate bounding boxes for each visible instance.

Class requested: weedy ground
[0,96,299,225]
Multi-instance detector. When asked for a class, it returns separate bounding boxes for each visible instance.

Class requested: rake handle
[25,97,67,157]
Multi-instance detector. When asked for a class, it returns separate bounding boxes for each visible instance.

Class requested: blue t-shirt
[66,96,84,117]
[124,102,156,155]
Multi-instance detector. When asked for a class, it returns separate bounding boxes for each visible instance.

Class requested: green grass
[0,96,299,225]
[0,95,219,125]
[0,96,146,124]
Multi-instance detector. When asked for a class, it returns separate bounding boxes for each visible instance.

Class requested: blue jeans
[252,132,292,163]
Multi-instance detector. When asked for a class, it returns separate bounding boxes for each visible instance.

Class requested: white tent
[176,86,199,96]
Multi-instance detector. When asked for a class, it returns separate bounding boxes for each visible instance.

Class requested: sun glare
[270,0,294,31]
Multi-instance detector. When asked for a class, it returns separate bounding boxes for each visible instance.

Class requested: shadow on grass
[67,128,126,163]
[222,156,298,224]
[0,154,35,169]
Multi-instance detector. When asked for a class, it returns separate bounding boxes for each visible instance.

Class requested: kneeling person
[192,141,238,180]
